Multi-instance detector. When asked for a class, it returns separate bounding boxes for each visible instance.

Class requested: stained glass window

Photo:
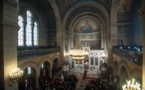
[18,10,38,47]
[41,63,44,68]
[18,16,24,46]
[26,11,32,46]
[28,67,31,75]
[33,22,38,46]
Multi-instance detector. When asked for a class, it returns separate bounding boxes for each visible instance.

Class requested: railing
[18,47,60,61]
[112,48,142,66]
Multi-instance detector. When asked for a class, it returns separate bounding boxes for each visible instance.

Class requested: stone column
[139,2,145,89]
[0,0,19,90]
[36,69,40,89]
[49,0,64,64]
[110,0,118,47]
[108,0,118,66]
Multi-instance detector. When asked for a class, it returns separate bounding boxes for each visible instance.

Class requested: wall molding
[117,22,133,26]
[5,0,18,7]
[1,20,19,30]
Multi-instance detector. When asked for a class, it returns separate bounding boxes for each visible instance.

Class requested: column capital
[138,7,145,16]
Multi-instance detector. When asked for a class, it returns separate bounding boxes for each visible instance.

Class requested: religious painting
[80,21,93,33]
[74,17,101,33]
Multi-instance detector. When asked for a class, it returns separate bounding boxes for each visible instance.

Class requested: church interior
[0,0,145,90]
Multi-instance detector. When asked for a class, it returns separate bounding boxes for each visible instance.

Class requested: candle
[132,79,135,85]
[123,85,127,90]
[122,79,141,90]
[127,81,131,89]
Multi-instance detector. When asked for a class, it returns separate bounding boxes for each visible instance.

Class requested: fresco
[74,17,100,33]
[80,21,93,33]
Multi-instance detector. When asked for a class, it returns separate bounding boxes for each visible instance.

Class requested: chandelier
[69,39,88,60]
[122,79,141,90]
[9,67,23,83]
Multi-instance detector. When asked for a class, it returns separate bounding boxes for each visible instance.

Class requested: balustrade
[18,47,60,61]
[112,48,142,66]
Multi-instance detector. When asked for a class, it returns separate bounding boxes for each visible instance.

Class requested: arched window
[41,63,44,68]
[95,57,98,65]
[91,57,94,65]
[28,67,32,75]
[18,10,38,47]
[33,22,38,46]
[18,16,24,46]
[26,11,32,46]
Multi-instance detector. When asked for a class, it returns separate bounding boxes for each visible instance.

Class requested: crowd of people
[19,76,36,90]
[85,63,120,90]
[39,72,78,90]
[20,63,121,90]
[116,45,143,66]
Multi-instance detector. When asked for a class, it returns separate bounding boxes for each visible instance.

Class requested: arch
[69,13,105,49]
[18,61,42,88]
[51,55,60,67]
[119,60,130,77]
[62,1,109,52]
[120,66,129,85]
[108,66,113,75]
[38,58,53,78]
[18,66,37,90]
[52,58,60,69]
[19,61,38,72]
[39,58,52,70]
[113,61,119,76]
[119,60,131,85]
[62,1,109,26]
[51,56,61,77]
[70,12,104,33]
[48,0,62,47]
